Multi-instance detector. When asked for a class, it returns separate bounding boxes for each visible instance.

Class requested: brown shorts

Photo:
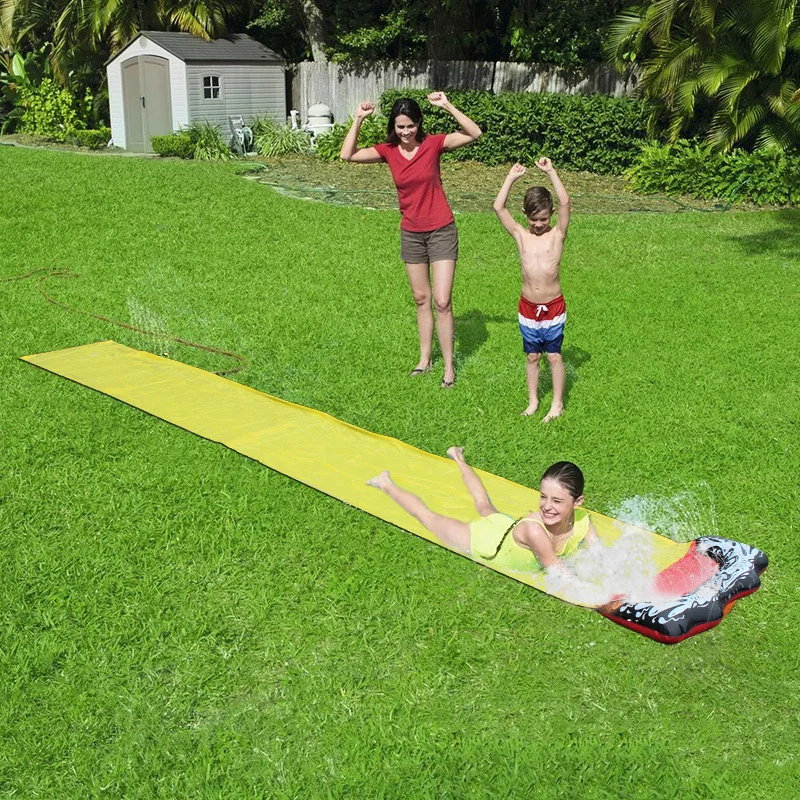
[400,222,459,264]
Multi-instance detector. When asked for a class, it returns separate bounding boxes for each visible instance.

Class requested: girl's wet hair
[541,461,584,499]
[387,98,427,145]
[523,186,554,217]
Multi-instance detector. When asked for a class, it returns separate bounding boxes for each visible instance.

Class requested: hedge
[626,141,800,206]
[316,88,651,175]
[72,127,111,150]
[151,131,195,159]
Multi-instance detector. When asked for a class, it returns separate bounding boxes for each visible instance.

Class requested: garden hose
[2,268,249,376]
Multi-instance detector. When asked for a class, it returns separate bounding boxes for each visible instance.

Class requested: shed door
[141,56,172,144]
[121,55,173,152]
[122,57,144,151]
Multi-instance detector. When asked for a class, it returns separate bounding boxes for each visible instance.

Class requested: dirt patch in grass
[236,154,768,215]
[2,136,774,212]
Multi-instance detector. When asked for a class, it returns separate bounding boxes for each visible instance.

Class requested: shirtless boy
[493,158,571,421]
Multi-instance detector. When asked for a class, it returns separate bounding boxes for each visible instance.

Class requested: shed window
[203,75,221,99]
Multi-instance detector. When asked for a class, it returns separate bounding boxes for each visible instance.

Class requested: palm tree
[3,0,242,79]
[607,0,800,152]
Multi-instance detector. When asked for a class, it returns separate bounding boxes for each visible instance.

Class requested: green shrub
[152,131,195,159]
[18,77,81,141]
[73,127,111,149]
[151,122,234,160]
[626,141,800,206]
[316,88,650,174]
[315,113,387,161]
[253,119,311,157]
[186,120,232,161]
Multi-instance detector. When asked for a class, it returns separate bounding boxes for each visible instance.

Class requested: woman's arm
[427,92,482,152]
[340,102,383,163]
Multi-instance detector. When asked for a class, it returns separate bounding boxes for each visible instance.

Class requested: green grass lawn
[1,146,798,799]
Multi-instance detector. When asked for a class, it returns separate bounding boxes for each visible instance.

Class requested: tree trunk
[299,0,328,62]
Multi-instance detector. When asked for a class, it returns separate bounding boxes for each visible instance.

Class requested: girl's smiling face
[394,114,419,146]
[538,477,584,529]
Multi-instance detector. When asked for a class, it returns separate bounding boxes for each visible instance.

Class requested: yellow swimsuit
[470,508,591,572]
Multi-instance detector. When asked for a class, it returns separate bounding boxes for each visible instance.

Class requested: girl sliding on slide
[368,448,601,580]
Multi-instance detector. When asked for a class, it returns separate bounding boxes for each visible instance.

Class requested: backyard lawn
[1,145,798,798]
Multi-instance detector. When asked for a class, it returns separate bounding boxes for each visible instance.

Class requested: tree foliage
[607,0,800,152]
[249,0,625,66]
[3,0,242,79]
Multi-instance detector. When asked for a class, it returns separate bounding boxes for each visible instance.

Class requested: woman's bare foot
[446,446,465,462]
[367,470,393,490]
[408,361,432,376]
[542,404,564,423]
[521,402,539,417]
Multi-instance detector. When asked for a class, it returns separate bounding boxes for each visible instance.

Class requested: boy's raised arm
[493,163,527,237]
[536,157,570,236]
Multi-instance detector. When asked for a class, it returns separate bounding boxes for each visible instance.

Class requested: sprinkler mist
[610,483,720,543]
[543,484,720,607]
[126,296,170,358]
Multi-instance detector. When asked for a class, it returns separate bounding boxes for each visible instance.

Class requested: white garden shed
[106,31,286,152]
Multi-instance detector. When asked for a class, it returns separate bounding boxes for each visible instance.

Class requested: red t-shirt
[374,133,455,232]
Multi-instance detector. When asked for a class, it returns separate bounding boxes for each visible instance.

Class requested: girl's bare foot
[542,404,564,423]
[521,402,539,417]
[446,446,465,462]
[367,470,393,490]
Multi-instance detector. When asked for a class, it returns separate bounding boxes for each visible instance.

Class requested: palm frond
[645,37,702,98]
[697,46,748,94]
[750,1,795,74]
[754,118,800,151]
[731,100,769,142]
[0,0,15,56]
[648,0,682,46]
[605,9,649,69]
[715,69,762,112]
[673,73,703,117]
[688,0,720,32]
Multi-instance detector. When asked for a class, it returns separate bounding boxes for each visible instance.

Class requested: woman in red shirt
[340,93,482,388]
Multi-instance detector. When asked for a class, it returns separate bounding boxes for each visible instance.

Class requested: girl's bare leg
[543,352,565,422]
[405,262,433,372]
[368,471,471,554]
[523,352,541,416]
[446,447,497,517]
[431,259,456,385]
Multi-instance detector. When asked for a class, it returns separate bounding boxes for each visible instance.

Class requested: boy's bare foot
[367,470,393,490]
[446,446,465,462]
[521,402,539,417]
[542,405,564,423]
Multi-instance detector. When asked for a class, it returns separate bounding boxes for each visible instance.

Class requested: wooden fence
[292,60,639,123]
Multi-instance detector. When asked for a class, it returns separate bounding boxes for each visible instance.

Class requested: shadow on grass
[724,209,800,262]
[454,308,509,364]
[537,345,593,407]
[452,311,592,404]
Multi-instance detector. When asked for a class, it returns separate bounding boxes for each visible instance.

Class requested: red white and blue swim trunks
[518,294,567,354]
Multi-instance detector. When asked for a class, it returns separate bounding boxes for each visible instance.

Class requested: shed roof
[107,31,284,65]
